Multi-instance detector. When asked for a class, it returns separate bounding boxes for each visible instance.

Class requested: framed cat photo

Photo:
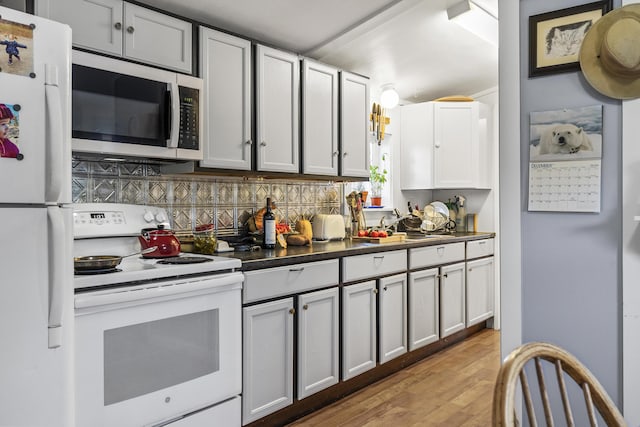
[529,0,611,78]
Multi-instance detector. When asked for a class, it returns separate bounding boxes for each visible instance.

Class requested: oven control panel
[72,203,172,239]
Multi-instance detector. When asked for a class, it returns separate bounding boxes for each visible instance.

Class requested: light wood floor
[288,329,500,427]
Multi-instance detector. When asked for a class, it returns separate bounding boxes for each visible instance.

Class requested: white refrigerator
[0,7,73,427]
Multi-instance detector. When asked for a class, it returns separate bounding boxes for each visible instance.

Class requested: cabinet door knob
[260,141,267,147]
[127,26,135,34]
[303,304,309,310]
[289,308,295,315]
[373,288,378,294]
[435,141,441,148]
[383,286,388,291]
[468,268,473,272]
[443,273,448,278]
[343,151,348,156]
[114,22,122,30]
[333,150,339,156]
[246,139,253,145]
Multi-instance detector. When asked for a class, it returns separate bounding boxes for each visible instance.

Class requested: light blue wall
[520,0,622,404]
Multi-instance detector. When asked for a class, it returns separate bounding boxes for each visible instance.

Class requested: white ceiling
[138,0,498,104]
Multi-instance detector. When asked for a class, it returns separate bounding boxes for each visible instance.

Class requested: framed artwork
[529,0,611,77]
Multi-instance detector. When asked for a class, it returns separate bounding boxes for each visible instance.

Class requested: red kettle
[138,225,181,258]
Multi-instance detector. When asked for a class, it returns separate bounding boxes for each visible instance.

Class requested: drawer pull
[289,308,295,315]
[479,241,487,245]
[373,288,379,294]
[303,304,308,310]
[373,255,385,260]
[289,267,305,272]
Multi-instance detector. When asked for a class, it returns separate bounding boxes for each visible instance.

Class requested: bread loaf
[286,234,310,246]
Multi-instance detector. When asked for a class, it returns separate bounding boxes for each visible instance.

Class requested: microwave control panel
[178,86,200,150]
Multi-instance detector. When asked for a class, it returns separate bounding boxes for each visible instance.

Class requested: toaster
[312,214,345,241]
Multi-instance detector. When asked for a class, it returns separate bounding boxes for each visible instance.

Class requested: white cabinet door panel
[379,273,407,364]
[124,3,192,73]
[302,59,338,175]
[242,299,294,425]
[297,288,339,399]
[199,27,252,170]
[409,268,439,351]
[342,281,377,380]
[256,45,299,173]
[440,262,466,337]
[340,71,369,178]
[466,257,495,326]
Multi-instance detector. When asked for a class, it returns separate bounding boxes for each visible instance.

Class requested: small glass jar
[193,225,217,255]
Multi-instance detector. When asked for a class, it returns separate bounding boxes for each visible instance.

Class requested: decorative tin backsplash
[72,160,345,235]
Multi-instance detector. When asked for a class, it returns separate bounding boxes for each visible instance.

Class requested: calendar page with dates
[528,160,601,213]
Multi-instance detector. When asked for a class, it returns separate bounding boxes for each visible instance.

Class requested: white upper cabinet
[38,0,192,73]
[401,101,489,189]
[199,27,252,170]
[256,45,300,173]
[340,71,370,178]
[301,59,339,176]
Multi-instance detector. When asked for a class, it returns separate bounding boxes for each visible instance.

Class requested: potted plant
[369,162,388,206]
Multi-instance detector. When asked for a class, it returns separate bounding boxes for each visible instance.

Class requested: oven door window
[72,64,169,147]
[103,309,219,405]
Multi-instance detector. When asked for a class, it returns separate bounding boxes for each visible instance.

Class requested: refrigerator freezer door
[0,206,74,427]
[0,7,71,205]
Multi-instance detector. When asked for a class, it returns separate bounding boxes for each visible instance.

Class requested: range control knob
[143,211,155,222]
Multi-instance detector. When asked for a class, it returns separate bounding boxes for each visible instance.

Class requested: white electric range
[72,203,243,427]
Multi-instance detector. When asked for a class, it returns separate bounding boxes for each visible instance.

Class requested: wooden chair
[492,342,626,427]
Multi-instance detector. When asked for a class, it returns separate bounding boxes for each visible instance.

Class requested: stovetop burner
[156,256,214,265]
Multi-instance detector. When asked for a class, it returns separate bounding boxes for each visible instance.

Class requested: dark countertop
[215,232,495,271]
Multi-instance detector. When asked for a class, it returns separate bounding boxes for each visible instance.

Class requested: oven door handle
[75,273,243,310]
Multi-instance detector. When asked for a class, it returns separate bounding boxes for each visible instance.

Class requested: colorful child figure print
[0,104,21,159]
[0,35,27,65]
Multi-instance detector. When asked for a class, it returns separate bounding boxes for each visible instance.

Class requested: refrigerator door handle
[168,81,180,148]
[47,207,65,348]
[45,65,64,203]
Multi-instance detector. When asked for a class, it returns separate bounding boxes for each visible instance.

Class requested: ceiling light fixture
[446,0,498,46]
[379,84,399,109]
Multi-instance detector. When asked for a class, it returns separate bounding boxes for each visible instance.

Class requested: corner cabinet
[401,101,489,189]
[199,28,252,170]
[38,0,192,73]
[256,45,300,173]
[340,71,370,178]
[301,59,339,176]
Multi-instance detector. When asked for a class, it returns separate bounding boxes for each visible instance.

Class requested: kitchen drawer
[409,243,465,269]
[342,250,407,283]
[244,259,339,303]
[466,239,494,259]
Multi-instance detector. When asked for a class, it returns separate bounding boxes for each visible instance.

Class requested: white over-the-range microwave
[71,50,203,161]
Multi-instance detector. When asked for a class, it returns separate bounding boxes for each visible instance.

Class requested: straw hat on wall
[580,4,640,99]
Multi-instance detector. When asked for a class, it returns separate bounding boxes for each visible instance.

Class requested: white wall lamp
[446,0,498,46]
[379,84,399,109]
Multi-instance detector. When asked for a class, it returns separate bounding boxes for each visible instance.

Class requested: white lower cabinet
[408,268,440,351]
[342,281,377,380]
[466,257,495,326]
[440,262,467,338]
[297,288,339,399]
[379,273,408,364]
[242,298,294,425]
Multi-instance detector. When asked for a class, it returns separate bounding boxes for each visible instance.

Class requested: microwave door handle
[45,65,63,202]
[168,81,180,148]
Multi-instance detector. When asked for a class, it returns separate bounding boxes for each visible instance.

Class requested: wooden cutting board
[352,233,406,244]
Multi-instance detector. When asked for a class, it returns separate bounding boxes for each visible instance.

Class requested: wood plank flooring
[288,329,500,427]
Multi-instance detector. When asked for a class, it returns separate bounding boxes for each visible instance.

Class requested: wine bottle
[263,197,276,249]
